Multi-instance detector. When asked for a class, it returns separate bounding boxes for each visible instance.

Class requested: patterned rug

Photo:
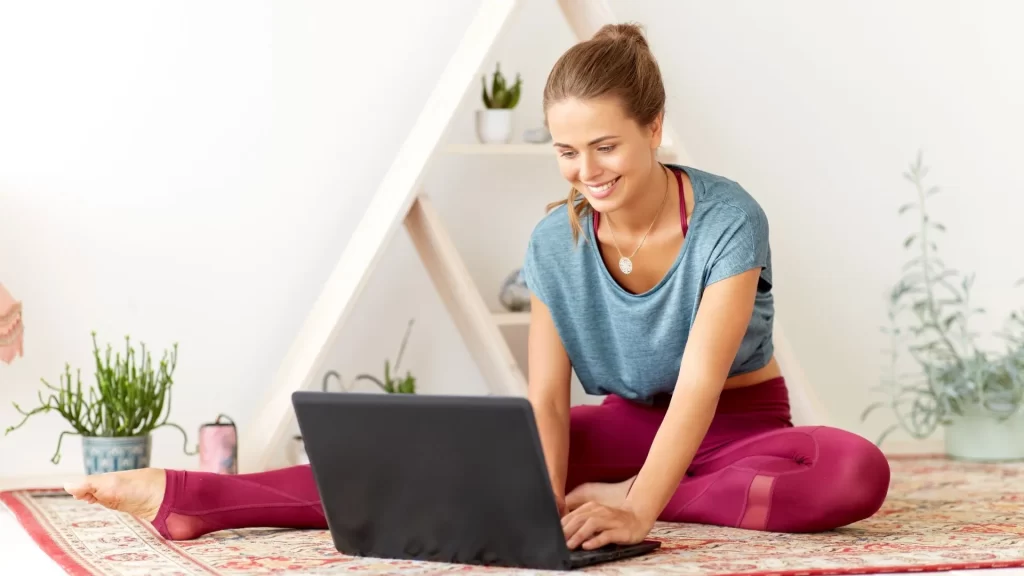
[2,456,1023,576]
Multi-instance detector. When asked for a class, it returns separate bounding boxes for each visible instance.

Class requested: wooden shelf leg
[404,193,528,397]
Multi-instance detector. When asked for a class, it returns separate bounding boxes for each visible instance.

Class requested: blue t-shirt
[521,164,774,403]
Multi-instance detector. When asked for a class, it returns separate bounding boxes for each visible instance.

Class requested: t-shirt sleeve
[705,202,770,287]
[520,234,548,306]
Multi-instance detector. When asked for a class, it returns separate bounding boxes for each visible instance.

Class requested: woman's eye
[559,151,577,159]
[598,145,615,153]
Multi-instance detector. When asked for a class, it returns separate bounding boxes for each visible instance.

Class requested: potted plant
[354,318,418,394]
[5,331,196,473]
[289,320,417,466]
[477,62,522,144]
[862,152,1024,461]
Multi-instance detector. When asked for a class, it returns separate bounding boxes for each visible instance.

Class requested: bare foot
[64,468,166,522]
[565,476,634,511]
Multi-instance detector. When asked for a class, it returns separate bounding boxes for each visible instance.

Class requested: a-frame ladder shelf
[242,0,827,473]
[444,143,555,155]
[444,143,681,160]
[493,312,530,326]
[404,194,529,397]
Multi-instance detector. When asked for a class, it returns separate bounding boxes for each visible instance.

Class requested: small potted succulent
[5,331,195,473]
[477,62,522,144]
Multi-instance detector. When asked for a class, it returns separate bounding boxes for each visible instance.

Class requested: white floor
[1,476,1021,575]
[0,505,73,575]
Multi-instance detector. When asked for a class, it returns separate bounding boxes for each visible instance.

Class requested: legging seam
[169,500,325,517]
[232,476,312,503]
[765,474,778,528]
[698,428,823,478]
[670,430,823,523]
[665,475,717,519]
[734,476,751,527]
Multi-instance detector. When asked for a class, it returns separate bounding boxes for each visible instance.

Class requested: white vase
[476,109,513,144]
[944,408,1024,462]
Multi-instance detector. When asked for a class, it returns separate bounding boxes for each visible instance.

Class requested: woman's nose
[578,155,601,183]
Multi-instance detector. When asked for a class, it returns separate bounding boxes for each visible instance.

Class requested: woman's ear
[646,112,665,150]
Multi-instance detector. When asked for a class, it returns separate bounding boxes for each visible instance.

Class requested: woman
[65,23,891,549]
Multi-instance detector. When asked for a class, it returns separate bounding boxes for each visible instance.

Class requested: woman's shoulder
[521,203,590,305]
[679,166,769,253]
[681,165,772,286]
[684,165,766,224]
[526,202,584,254]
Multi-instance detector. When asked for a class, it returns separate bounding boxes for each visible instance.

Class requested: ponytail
[545,187,593,245]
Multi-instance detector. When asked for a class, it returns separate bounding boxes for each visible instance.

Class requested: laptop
[291,390,661,571]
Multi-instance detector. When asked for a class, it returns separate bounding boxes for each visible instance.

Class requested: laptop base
[569,540,662,569]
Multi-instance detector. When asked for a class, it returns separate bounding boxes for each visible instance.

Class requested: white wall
[611,0,1024,447]
[0,0,485,477]
[1,0,1021,477]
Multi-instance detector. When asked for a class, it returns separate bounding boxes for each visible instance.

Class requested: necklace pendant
[618,256,633,275]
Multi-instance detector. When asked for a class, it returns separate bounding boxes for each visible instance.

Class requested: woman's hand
[561,501,655,550]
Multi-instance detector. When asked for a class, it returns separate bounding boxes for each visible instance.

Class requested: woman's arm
[525,292,573,515]
[625,267,762,524]
[563,267,763,549]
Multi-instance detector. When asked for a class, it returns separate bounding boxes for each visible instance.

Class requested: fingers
[64,480,95,500]
[564,485,588,511]
[582,528,627,550]
[563,503,624,550]
[566,516,604,550]
[561,502,591,538]
[561,501,597,529]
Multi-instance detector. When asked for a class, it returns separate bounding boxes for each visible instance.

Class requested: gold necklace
[605,166,669,275]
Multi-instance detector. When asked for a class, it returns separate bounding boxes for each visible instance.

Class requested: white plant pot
[476,109,513,144]
[944,408,1024,462]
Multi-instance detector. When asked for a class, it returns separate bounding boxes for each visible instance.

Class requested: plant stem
[915,169,963,368]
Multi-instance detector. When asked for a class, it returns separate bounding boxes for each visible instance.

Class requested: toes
[64,480,93,499]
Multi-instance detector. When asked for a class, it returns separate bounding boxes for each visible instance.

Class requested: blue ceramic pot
[82,435,152,474]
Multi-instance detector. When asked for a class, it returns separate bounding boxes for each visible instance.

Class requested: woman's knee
[810,426,891,524]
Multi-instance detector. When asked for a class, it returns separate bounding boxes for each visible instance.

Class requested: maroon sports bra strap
[675,167,688,237]
[591,166,688,236]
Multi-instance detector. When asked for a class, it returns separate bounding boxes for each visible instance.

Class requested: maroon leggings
[152,377,891,540]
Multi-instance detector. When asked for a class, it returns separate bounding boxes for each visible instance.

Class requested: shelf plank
[493,311,530,326]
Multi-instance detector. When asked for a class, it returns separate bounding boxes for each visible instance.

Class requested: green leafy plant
[355,319,417,394]
[481,62,522,109]
[862,152,1024,445]
[5,331,195,464]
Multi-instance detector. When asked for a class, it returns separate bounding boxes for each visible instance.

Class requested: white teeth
[587,177,618,193]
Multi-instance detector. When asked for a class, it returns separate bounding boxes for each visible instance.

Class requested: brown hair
[543,22,666,243]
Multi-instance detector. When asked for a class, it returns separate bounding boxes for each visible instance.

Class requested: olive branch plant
[4,331,195,465]
[862,151,1024,445]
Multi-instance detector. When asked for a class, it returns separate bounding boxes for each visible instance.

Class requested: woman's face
[546,95,662,215]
